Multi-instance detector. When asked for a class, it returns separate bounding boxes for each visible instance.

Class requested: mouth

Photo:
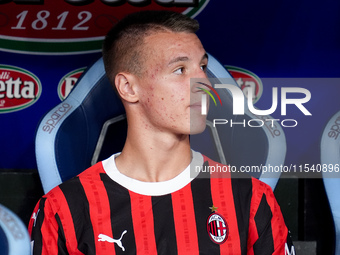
[189,102,201,108]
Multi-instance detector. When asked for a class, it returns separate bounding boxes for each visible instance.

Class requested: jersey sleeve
[28,195,68,255]
[247,179,295,255]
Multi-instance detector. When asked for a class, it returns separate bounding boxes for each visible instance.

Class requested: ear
[114,72,139,103]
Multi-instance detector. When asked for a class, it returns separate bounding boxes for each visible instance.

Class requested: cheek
[142,79,189,112]
[151,69,160,80]
[144,92,154,105]
[145,64,160,80]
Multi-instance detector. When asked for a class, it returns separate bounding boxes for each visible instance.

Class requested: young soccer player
[29,10,295,255]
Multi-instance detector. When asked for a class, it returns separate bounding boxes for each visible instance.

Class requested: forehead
[142,31,205,65]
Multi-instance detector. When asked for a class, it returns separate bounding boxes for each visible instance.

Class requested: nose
[190,65,211,93]
[191,77,212,94]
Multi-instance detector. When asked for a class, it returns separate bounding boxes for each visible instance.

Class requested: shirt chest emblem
[207,205,229,244]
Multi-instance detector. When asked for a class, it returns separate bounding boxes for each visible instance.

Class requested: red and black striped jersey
[29,151,295,255]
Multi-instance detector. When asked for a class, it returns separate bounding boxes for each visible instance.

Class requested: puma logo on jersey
[98,230,127,251]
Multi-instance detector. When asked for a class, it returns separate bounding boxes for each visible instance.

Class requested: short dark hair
[102,10,199,87]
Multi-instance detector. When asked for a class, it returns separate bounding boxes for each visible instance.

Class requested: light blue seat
[0,204,31,255]
[35,54,287,194]
[321,110,340,255]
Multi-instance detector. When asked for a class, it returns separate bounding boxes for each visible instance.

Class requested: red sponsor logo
[225,66,263,104]
[0,65,41,113]
[57,68,85,100]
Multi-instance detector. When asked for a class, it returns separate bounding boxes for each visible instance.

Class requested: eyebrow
[168,56,189,66]
[167,53,208,66]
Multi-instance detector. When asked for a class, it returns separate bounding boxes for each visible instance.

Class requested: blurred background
[1,1,340,254]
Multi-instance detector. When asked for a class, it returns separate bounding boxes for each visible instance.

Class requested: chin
[190,120,207,135]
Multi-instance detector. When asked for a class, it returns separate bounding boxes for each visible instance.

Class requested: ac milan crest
[207,211,229,244]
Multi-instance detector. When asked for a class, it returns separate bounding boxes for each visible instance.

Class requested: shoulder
[201,154,276,206]
[29,162,108,232]
[201,154,254,188]
[249,177,277,209]
[230,172,276,215]
[203,154,273,187]
[42,161,106,210]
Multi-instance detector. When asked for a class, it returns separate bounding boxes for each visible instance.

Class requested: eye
[200,64,207,72]
[174,67,184,74]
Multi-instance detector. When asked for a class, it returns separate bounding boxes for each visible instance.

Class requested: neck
[115,122,192,182]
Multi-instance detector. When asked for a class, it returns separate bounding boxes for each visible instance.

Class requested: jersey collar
[102,150,203,196]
